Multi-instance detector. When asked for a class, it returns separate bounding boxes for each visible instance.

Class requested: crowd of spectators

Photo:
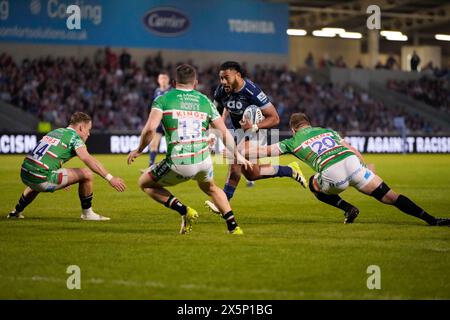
[0,49,443,134]
[304,52,402,70]
[387,76,449,114]
[249,66,438,134]
[0,50,154,131]
[305,52,350,69]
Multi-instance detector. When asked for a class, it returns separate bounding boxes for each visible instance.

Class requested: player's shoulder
[46,127,63,136]
[196,90,215,108]
[309,126,324,131]
[242,79,270,105]
[57,127,83,147]
[196,90,211,100]
[155,86,170,97]
[309,126,341,138]
[64,127,81,139]
[242,78,263,95]
[213,84,225,98]
[319,126,340,134]
[154,90,170,103]
[56,127,77,139]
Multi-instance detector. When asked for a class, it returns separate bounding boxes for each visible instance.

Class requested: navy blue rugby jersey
[213,79,272,129]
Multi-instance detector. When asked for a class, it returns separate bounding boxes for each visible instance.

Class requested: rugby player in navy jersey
[206,61,306,212]
[148,72,171,166]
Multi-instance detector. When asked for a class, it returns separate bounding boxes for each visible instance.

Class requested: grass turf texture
[0,154,449,299]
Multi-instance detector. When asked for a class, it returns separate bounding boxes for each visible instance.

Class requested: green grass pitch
[0,154,449,299]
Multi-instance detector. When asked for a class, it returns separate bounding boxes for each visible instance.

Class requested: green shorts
[21,167,69,192]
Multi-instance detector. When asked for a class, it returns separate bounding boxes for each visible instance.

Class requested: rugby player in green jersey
[245,113,450,226]
[8,112,126,221]
[127,64,252,234]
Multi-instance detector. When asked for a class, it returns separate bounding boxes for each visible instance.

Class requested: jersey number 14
[31,142,50,160]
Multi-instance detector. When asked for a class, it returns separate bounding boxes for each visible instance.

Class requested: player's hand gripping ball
[241,105,265,125]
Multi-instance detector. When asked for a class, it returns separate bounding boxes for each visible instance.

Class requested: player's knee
[82,169,93,181]
[138,174,151,190]
[370,182,391,202]
[199,182,214,195]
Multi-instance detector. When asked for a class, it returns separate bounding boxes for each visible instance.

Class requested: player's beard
[223,78,239,93]
[229,79,239,92]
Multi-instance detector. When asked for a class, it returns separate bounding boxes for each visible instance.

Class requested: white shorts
[148,157,214,187]
[313,155,375,195]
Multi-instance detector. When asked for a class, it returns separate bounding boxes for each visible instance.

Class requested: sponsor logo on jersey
[42,136,60,146]
[257,91,268,102]
[300,132,334,148]
[171,110,207,120]
[143,7,190,36]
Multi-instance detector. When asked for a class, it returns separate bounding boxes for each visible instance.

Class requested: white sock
[82,208,94,215]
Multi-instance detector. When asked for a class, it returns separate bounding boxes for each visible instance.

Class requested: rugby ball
[242,105,265,124]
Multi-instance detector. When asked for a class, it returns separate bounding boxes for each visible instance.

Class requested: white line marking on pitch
[0,274,303,297]
[1,274,447,299]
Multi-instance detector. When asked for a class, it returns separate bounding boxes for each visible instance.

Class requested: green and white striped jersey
[21,127,85,184]
[277,127,355,172]
[152,88,221,165]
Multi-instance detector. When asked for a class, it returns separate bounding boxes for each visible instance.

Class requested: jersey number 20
[311,137,336,155]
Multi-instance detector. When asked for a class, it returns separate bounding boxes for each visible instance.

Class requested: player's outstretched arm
[211,117,253,170]
[128,109,163,165]
[244,143,281,159]
[76,147,126,192]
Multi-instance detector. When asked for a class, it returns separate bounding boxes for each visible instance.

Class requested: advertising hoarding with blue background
[0,0,288,53]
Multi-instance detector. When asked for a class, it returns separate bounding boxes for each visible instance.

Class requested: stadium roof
[268,0,450,46]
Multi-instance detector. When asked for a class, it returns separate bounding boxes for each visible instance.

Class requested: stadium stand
[0,51,447,134]
[387,76,450,113]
